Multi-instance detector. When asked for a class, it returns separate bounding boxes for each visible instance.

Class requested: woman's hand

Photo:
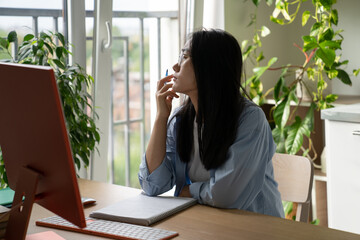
[156,75,179,120]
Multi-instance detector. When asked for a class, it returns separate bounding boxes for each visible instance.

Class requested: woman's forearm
[145,116,169,173]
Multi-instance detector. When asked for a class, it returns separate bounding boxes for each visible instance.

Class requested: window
[1,0,179,188]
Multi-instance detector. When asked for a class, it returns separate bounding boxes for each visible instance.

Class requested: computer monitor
[0,62,86,239]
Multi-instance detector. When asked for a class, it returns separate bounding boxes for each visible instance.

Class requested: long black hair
[175,29,247,170]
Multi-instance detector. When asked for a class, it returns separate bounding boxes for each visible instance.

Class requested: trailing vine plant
[0,31,100,188]
[242,0,360,223]
[243,0,359,160]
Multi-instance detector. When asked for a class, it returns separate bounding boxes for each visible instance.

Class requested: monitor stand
[6,167,39,240]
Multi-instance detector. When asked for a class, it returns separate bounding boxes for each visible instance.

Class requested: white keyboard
[36,215,178,240]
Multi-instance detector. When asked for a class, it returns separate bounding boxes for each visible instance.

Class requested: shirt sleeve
[189,106,275,209]
[138,116,177,196]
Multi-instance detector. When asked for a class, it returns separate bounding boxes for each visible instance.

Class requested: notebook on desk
[89,193,197,226]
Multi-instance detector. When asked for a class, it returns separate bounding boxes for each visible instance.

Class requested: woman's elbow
[209,187,240,208]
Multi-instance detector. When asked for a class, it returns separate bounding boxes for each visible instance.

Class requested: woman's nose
[172,63,180,72]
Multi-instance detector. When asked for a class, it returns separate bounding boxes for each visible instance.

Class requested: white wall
[224,0,360,96]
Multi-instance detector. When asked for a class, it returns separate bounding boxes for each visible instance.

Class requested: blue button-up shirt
[138,102,285,218]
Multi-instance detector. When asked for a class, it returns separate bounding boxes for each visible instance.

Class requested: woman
[138,29,284,218]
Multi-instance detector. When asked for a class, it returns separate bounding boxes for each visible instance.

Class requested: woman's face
[172,41,197,97]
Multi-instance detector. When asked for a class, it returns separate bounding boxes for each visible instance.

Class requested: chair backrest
[272,153,314,222]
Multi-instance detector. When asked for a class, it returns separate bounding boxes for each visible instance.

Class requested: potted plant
[241,0,359,221]
[0,31,100,189]
[242,0,359,163]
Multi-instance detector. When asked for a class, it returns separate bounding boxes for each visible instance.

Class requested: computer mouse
[81,197,96,206]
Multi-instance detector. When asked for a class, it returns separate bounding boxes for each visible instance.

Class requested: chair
[272,153,314,222]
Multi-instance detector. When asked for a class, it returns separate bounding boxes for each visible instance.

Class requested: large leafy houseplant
[242,0,359,161]
[0,31,100,188]
[241,0,359,221]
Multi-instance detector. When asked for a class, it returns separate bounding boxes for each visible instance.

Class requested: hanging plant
[242,0,360,223]
[242,0,359,159]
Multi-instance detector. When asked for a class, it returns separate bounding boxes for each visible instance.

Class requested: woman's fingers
[157,74,173,90]
[157,87,179,99]
[155,74,179,118]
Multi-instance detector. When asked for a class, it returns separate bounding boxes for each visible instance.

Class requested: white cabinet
[322,104,360,234]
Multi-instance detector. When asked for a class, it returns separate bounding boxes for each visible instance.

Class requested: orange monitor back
[0,62,86,239]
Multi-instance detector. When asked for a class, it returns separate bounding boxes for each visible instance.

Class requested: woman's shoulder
[238,98,267,129]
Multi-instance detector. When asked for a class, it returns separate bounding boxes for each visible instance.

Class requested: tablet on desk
[90,193,197,226]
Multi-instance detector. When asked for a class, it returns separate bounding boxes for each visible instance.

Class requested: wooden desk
[27,179,360,240]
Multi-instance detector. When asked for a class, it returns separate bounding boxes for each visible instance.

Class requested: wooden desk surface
[27,179,360,240]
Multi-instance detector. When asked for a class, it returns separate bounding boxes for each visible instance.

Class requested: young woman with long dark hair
[138,29,284,218]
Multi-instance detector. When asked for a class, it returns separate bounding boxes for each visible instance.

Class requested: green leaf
[273,96,291,130]
[267,57,278,66]
[302,35,318,52]
[285,117,303,154]
[40,31,51,40]
[55,32,65,46]
[319,0,333,10]
[285,103,315,154]
[332,60,348,68]
[56,46,64,59]
[270,16,284,25]
[0,38,9,49]
[325,94,338,103]
[37,39,44,49]
[330,9,338,25]
[32,44,38,56]
[7,31,17,43]
[353,68,360,76]
[52,59,66,69]
[23,34,34,42]
[241,40,248,52]
[327,69,338,79]
[311,219,320,225]
[44,42,54,55]
[256,51,264,62]
[252,57,278,81]
[319,28,334,42]
[272,127,286,153]
[252,0,260,6]
[316,47,335,67]
[303,42,318,52]
[310,22,322,37]
[261,26,271,37]
[243,45,256,60]
[302,36,316,45]
[302,11,311,26]
[274,77,284,102]
[337,69,352,86]
[283,200,293,215]
[273,67,288,102]
[253,33,261,46]
[319,40,341,50]
[307,68,315,80]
